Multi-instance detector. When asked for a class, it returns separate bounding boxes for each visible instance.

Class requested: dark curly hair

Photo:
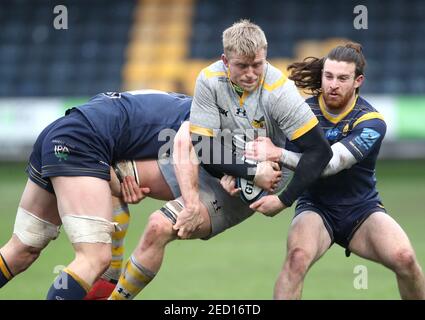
[287,42,366,95]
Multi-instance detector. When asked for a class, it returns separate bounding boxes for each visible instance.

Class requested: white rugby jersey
[189,60,318,153]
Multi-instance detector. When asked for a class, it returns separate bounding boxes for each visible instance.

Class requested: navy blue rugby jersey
[293,95,387,206]
[71,90,191,162]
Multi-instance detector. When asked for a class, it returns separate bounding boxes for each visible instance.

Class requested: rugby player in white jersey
[175,19,332,238]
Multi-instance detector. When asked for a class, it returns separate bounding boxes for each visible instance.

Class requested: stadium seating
[0,0,135,96]
[190,0,424,94]
[0,0,422,96]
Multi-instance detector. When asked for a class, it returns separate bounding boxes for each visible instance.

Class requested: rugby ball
[235,177,267,204]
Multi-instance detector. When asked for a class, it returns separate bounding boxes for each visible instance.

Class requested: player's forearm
[175,158,200,208]
[281,142,357,177]
[278,125,332,207]
[173,124,201,208]
[192,133,257,181]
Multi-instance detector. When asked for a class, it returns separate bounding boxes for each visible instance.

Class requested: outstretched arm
[247,118,387,178]
[247,124,332,215]
[281,142,356,176]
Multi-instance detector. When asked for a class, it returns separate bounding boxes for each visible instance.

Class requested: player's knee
[392,248,417,275]
[286,248,311,275]
[94,247,113,274]
[142,212,174,246]
[62,214,115,274]
[77,244,112,276]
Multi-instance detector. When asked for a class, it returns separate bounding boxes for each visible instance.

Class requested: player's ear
[221,54,229,67]
[354,74,364,89]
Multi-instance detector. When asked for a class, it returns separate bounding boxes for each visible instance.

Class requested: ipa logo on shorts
[54,145,70,161]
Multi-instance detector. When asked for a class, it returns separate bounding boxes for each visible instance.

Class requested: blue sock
[0,253,13,288]
[46,268,90,300]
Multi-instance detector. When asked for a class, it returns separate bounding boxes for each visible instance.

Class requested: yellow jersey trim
[263,75,287,92]
[189,124,214,137]
[239,90,249,107]
[203,68,226,79]
[353,112,385,128]
[237,74,265,106]
[290,117,319,140]
[319,94,358,124]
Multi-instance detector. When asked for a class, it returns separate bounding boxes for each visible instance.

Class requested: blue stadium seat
[0,0,135,97]
[189,0,422,94]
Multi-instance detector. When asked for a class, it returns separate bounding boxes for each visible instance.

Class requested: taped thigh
[13,207,60,248]
[62,215,117,244]
[159,199,184,225]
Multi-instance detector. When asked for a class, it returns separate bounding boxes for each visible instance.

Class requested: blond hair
[222,19,268,59]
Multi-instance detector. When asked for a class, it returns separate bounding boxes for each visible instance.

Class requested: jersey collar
[318,94,358,124]
[226,67,265,107]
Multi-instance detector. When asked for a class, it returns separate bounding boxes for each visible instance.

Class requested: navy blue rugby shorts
[294,199,387,257]
[26,110,112,194]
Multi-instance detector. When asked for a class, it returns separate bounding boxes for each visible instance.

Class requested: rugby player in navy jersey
[0,90,190,299]
[241,43,425,299]
[0,90,280,300]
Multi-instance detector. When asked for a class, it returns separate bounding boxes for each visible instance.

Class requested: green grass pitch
[0,160,424,299]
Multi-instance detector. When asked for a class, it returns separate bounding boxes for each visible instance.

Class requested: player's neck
[231,81,245,97]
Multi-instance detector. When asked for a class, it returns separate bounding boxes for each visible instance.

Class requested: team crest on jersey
[252,117,265,128]
[54,144,70,161]
[325,127,341,141]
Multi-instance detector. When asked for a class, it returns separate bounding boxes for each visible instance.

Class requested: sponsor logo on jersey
[325,127,341,141]
[353,128,380,151]
[236,107,247,117]
[54,145,70,161]
[218,106,228,117]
